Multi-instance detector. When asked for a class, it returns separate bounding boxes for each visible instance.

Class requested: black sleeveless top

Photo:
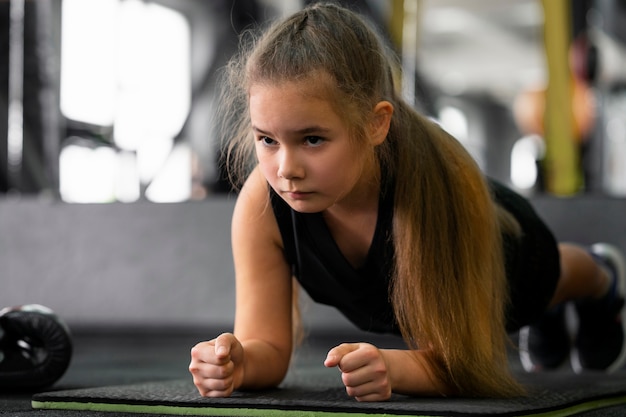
[270,179,560,334]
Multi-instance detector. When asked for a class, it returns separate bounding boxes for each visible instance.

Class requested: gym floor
[2,327,626,416]
[0,326,407,416]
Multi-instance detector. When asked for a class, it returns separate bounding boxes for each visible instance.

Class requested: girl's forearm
[238,339,292,390]
[381,349,452,397]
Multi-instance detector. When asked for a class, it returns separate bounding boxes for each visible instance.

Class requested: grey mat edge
[30,377,626,417]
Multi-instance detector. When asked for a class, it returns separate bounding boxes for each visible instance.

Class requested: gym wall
[1,195,625,331]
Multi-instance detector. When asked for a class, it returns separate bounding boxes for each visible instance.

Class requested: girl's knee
[552,243,609,306]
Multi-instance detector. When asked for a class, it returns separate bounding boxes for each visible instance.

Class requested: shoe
[571,243,626,373]
[519,304,570,372]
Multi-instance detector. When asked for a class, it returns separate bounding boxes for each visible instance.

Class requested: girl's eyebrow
[251,126,272,136]
[252,125,331,136]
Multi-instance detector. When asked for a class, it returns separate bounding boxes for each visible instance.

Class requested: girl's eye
[259,136,276,146]
[305,136,324,147]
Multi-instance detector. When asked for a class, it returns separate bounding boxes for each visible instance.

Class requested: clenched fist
[324,343,392,401]
[189,333,244,397]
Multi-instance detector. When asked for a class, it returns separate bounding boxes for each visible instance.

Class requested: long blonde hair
[217,2,524,397]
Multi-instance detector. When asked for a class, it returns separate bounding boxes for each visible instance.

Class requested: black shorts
[490,180,561,332]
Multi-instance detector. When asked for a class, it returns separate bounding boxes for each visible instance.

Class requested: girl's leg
[520,244,595,372]
[567,243,626,372]
[520,242,626,373]
[548,243,611,307]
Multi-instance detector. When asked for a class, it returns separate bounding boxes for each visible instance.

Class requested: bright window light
[136,135,174,184]
[60,0,119,126]
[145,143,192,203]
[114,151,140,203]
[439,106,468,143]
[114,0,191,151]
[59,0,192,203]
[438,104,487,167]
[59,143,118,203]
[511,134,545,191]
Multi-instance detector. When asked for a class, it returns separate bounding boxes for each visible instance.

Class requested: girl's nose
[277,150,304,180]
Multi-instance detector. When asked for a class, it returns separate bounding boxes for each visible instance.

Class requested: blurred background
[3,0,626,202]
[1,0,626,330]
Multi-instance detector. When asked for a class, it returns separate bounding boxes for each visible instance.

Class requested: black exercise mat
[32,369,626,416]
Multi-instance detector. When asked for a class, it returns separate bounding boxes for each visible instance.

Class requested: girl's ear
[369,101,393,146]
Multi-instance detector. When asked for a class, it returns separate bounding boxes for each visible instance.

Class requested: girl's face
[249,80,378,213]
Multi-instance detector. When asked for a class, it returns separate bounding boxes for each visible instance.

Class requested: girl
[189,3,626,400]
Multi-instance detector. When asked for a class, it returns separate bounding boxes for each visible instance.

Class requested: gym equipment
[0,304,72,390]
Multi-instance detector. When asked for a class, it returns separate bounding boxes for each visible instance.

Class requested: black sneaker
[571,243,626,373]
[519,304,570,372]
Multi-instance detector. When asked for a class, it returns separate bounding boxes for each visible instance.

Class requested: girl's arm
[231,167,294,389]
[382,348,451,396]
[190,167,294,395]
[325,344,452,401]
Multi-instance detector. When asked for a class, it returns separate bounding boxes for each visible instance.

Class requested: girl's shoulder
[232,167,282,246]
[237,167,270,207]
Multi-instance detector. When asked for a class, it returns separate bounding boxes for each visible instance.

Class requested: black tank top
[269,179,560,334]
[270,182,398,334]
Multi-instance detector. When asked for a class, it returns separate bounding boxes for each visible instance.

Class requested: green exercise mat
[32,369,626,416]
